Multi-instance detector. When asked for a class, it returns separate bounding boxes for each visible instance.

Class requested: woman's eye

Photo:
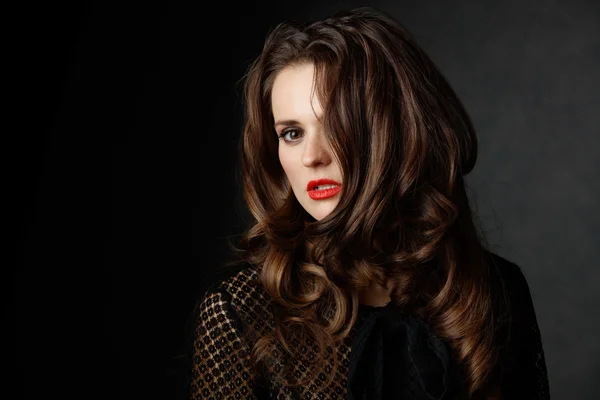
[279,129,302,142]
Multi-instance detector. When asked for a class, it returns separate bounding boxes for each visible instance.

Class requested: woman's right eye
[278,128,303,142]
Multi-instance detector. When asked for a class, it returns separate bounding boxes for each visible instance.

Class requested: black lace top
[184,252,550,399]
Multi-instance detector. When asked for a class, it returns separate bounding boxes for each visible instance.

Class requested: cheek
[278,148,293,178]
[278,150,303,194]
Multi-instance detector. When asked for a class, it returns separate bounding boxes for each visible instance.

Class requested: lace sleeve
[190,287,260,400]
[500,262,551,399]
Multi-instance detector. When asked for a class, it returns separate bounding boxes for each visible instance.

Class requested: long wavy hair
[220,6,510,399]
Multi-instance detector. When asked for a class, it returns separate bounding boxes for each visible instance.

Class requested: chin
[294,192,339,221]
[306,203,338,221]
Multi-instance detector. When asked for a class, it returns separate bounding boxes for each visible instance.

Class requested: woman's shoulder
[483,250,535,300]
[187,262,275,399]
[483,249,545,349]
[197,261,275,336]
[482,252,550,397]
[484,249,521,277]
[200,260,262,299]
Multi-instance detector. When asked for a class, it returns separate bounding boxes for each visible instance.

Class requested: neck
[358,281,393,307]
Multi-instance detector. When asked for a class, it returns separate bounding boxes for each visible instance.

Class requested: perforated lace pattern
[190,261,550,399]
[191,266,357,399]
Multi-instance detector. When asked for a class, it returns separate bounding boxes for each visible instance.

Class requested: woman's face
[271,63,343,221]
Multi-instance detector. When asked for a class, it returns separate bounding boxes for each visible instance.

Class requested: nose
[301,131,332,167]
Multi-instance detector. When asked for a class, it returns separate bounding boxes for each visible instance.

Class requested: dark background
[10,1,599,399]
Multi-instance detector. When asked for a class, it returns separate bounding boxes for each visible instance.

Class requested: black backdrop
[11,1,600,399]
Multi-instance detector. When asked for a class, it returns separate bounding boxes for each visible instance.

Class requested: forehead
[271,63,323,123]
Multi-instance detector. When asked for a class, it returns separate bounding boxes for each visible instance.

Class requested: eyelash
[277,128,303,143]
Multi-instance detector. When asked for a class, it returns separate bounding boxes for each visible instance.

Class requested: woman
[187,6,550,399]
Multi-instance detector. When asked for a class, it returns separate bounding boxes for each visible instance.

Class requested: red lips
[306,178,342,200]
[306,178,341,191]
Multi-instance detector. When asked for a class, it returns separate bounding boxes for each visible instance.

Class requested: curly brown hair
[219,6,510,399]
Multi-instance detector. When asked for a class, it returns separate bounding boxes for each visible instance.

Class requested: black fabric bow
[347,302,457,400]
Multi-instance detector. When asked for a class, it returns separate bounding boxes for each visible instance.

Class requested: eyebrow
[273,119,302,129]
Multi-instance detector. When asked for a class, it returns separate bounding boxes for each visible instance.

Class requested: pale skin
[271,62,394,307]
[271,62,342,222]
